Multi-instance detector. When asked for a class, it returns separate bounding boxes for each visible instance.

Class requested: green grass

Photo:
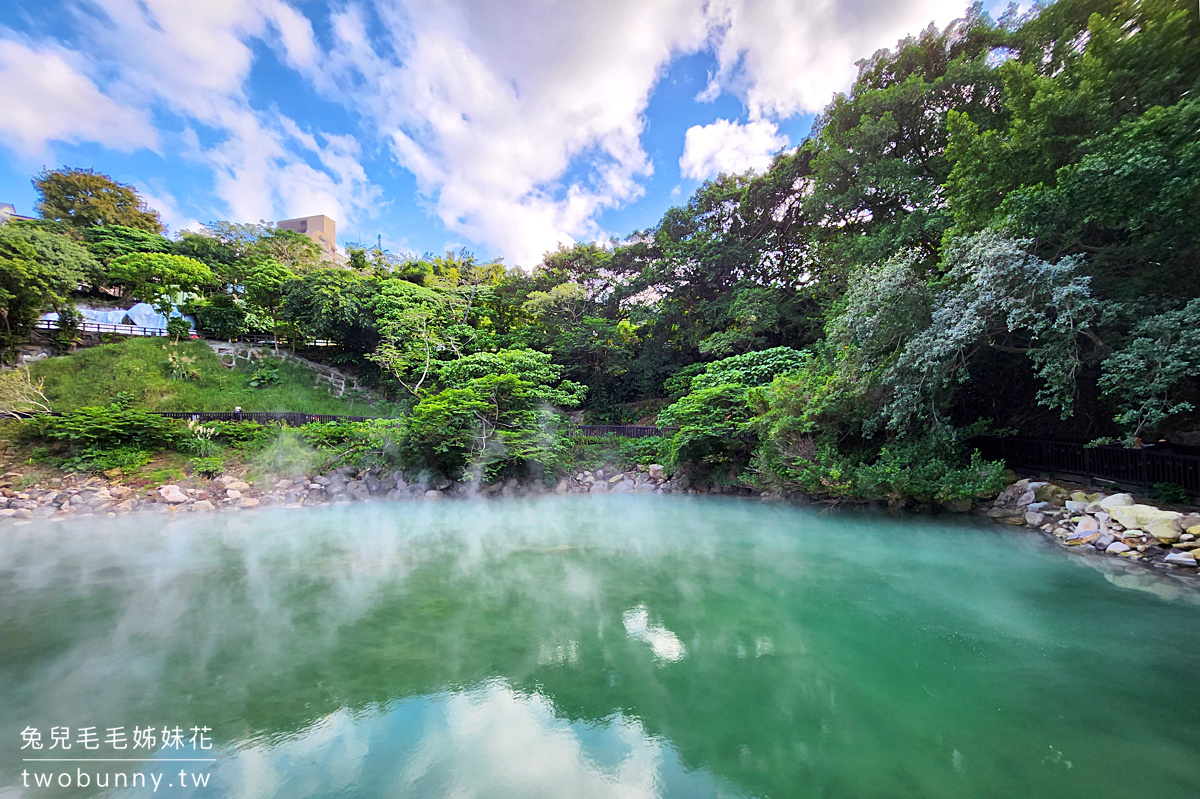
[30,337,392,416]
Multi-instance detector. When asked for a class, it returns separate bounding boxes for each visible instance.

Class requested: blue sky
[0,0,1008,267]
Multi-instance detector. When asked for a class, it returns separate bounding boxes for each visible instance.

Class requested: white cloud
[301,0,712,266]
[679,118,787,180]
[139,187,202,234]
[702,0,968,119]
[0,0,974,263]
[299,0,969,264]
[0,39,158,157]
[71,0,380,229]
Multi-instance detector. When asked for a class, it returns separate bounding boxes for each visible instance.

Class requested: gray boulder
[158,485,188,504]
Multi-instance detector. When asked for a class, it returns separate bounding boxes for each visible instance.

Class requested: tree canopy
[4,0,1198,497]
[33,167,164,232]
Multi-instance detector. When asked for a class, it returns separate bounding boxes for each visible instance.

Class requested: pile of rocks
[555,464,676,495]
[0,462,707,523]
[987,478,1200,574]
[153,466,474,512]
[0,473,141,519]
[555,464,767,496]
[0,463,675,523]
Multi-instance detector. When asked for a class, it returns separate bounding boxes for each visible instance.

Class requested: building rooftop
[277,214,337,259]
[0,203,36,224]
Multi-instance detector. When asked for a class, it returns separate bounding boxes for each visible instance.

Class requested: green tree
[33,167,164,232]
[1099,299,1200,441]
[106,252,213,320]
[658,383,759,473]
[171,231,240,278]
[242,259,295,354]
[403,372,578,481]
[876,232,1100,433]
[367,279,471,397]
[0,230,84,361]
[4,224,102,286]
[282,269,380,356]
[253,228,322,272]
[83,225,172,264]
[434,349,585,406]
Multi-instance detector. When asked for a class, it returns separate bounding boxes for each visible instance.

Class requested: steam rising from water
[2,496,1199,797]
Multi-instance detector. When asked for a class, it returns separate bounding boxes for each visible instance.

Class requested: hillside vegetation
[3,0,1198,501]
[28,338,386,416]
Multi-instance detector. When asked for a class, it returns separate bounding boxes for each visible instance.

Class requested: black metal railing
[971,435,1200,493]
[8,412,672,434]
[5,410,384,424]
[573,425,669,438]
[155,411,384,424]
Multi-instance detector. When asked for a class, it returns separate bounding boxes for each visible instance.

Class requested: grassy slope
[29,338,391,416]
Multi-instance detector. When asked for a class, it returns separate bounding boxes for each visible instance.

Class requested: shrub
[403,373,571,481]
[60,446,152,474]
[178,419,220,457]
[163,344,200,381]
[1148,482,1189,506]
[298,419,404,470]
[690,347,808,392]
[52,306,83,354]
[249,428,323,478]
[855,435,1007,503]
[186,293,246,339]
[166,316,191,341]
[617,436,664,468]
[751,440,857,497]
[658,383,757,470]
[190,456,224,478]
[248,363,281,388]
[208,421,270,448]
[31,406,179,449]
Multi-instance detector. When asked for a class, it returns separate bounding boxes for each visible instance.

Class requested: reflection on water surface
[2,496,1199,797]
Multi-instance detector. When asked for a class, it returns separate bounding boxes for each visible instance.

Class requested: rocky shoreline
[983,478,1200,575]
[3,465,1197,577]
[0,463,690,521]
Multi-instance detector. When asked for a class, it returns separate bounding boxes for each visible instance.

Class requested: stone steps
[204,341,376,401]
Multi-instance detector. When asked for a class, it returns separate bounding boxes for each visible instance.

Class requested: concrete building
[0,203,36,225]
[277,214,337,259]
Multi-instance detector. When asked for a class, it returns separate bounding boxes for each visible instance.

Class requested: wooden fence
[970,435,1200,493]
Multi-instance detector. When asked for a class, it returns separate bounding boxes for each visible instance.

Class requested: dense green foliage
[0,227,84,360]
[6,0,1198,498]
